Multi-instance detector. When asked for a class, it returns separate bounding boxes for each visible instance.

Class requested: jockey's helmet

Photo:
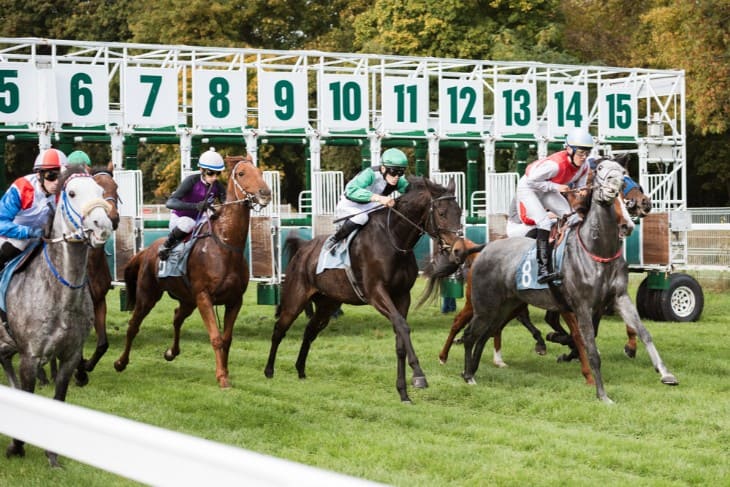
[565,128,594,151]
[381,148,408,168]
[68,150,91,166]
[33,148,68,171]
[198,148,225,171]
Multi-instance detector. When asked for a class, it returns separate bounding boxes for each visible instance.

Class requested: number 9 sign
[257,70,308,130]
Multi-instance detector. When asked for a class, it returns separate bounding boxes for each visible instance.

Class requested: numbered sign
[547,83,588,139]
[318,73,368,132]
[193,69,246,128]
[494,81,537,136]
[123,67,178,127]
[438,78,483,134]
[257,70,308,130]
[56,65,109,125]
[0,63,38,123]
[381,76,428,133]
[598,81,637,138]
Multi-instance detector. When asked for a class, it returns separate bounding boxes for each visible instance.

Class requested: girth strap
[343,265,367,303]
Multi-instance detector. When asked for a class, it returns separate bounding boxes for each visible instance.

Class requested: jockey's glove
[29,227,43,238]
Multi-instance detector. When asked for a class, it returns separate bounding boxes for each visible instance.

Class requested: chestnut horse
[264,177,463,403]
[114,155,271,388]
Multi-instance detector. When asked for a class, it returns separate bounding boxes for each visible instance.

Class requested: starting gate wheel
[636,277,651,319]
[659,273,704,322]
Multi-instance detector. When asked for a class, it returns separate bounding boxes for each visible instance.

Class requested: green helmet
[68,150,91,166]
[381,148,408,168]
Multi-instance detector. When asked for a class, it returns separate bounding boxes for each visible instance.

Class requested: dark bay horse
[462,158,677,403]
[0,165,113,466]
[114,155,271,388]
[264,177,463,403]
[75,163,121,384]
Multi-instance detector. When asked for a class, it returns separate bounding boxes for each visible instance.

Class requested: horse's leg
[368,288,422,403]
[114,285,163,372]
[295,298,339,379]
[194,294,233,389]
[44,352,81,467]
[0,353,19,389]
[492,331,507,368]
[218,299,243,383]
[164,302,196,362]
[624,323,637,358]
[515,308,548,356]
[264,290,310,379]
[614,293,677,385]
[560,312,594,384]
[439,303,472,364]
[568,311,613,403]
[6,354,39,460]
[83,297,109,373]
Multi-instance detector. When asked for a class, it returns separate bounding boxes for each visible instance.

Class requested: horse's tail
[283,232,305,265]
[416,240,485,308]
[123,251,143,310]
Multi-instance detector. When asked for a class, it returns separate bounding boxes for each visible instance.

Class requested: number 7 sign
[123,67,178,127]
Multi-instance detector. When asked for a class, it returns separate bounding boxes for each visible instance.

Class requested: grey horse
[462,158,678,403]
[0,165,113,466]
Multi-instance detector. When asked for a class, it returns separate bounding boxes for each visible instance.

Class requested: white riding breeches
[169,214,197,233]
[515,187,571,231]
[334,198,381,226]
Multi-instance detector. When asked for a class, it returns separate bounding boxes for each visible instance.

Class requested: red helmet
[34,148,68,171]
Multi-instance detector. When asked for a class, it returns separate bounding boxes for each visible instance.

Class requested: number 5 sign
[123,67,178,127]
[0,63,38,123]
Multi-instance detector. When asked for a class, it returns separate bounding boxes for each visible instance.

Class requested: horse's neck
[578,196,621,255]
[47,213,90,283]
[384,201,427,249]
[213,203,250,243]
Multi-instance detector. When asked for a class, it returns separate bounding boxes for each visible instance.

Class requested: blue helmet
[198,148,225,171]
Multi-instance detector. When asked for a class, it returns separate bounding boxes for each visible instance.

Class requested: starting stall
[0,37,701,320]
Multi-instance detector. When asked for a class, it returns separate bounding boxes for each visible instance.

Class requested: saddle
[516,228,572,291]
[0,241,42,313]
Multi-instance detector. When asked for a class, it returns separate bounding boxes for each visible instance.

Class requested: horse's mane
[58,164,89,187]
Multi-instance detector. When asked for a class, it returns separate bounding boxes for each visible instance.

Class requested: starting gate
[0,37,700,319]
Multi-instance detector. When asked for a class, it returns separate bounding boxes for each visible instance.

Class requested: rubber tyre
[636,277,650,319]
[659,273,704,322]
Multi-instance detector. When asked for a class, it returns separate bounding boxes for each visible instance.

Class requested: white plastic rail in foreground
[0,385,382,486]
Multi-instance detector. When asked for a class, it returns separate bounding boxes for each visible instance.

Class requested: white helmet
[565,128,594,150]
[198,148,225,171]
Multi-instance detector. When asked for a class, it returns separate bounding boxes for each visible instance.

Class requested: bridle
[210,160,266,212]
[386,192,462,253]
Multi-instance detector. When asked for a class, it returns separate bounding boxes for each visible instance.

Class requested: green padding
[465,225,486,244]
[626,220,641,265]
[257,283,280,305]
[440,277,464,298]
[647,271,670,290]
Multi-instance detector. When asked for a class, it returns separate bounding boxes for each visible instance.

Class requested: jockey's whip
[332,202,388,224]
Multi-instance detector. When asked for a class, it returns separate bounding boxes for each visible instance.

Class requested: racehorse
[462,158,677,403]
[0,165,113,466]
[114,155,271,388]
[76,163,121,384]
[426,170,649,368]
[264,177,463,403]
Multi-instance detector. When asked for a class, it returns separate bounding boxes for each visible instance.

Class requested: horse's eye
[68,191,76,198]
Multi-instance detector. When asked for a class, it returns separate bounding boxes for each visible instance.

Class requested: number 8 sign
[193,69,246,129]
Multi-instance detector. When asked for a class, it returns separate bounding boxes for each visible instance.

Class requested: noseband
[53,174,112,245]
[212,160,265,212]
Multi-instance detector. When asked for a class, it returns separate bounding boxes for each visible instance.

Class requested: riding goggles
[42,170,60,182]
[203,169,221,177]
[386,167,405,177]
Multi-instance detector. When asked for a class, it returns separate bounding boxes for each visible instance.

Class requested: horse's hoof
[75,371,89,387]
[46,451,60,468]
[661,374,679,386]
[599,395,615,405]
[218,377,231,389]
[113,360,127,372]
[401,398,413,405]
[84,359,97,372]
[453,337,464,345]
[493,361,508,368]
[439,358,447,365]
[535,344,547,355]
[163,349,177,361]
[624,346,637,359]
[412,376,428,389]
[264,368,274,379]
[461,372,477,385]
[6,443,25,458]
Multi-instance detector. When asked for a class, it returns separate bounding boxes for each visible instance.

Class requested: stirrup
[158,246,171,261]
[537,270,561,284]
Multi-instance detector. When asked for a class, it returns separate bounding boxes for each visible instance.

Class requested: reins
[385,193,459,253]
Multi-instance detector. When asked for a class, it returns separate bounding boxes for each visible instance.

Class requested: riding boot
[0,242,22,273]
[158,228,189,261]
[536,229,560,284]
[324,219,362,255]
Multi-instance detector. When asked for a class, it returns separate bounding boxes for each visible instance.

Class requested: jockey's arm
[165,175,200,211]
[524,161,561,193]
[0,186,36,239]
[344,169,377,203]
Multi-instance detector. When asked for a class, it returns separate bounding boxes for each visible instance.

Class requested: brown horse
[264,177,463,403]
[114,155,271,388]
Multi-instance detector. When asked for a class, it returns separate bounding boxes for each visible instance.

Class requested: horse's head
[422,176,464,257]
[622,176,652,218]
[225,154,272,209]
[593,159,626,205]
[57,165,114,248]
[91,162,120,230]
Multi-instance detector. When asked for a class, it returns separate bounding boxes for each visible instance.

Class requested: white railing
[0,385,381,486]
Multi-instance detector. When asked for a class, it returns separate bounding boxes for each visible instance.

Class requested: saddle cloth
[0,240,41,312]
[157,239,196,278]
[315,230,359,275]
[515,228,571,291]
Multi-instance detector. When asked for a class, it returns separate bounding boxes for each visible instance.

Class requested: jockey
[67,150,92,167]
[514,127,593,283]
[0,148,68,272]
[323,148,410,254]
[158,148,227,261]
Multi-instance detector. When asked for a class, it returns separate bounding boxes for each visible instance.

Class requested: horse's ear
[224,155,242,171]
[614,153,631,168]
[106,161,114,174]
[446,176,456,195]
